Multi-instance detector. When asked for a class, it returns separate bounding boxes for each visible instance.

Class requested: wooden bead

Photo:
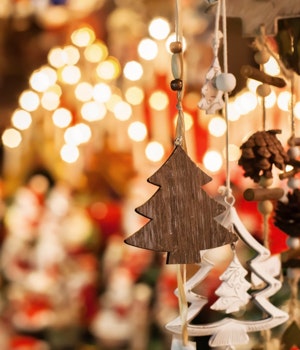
[171,53,183,79]
[258,200,273,215]
[254,50,270,64]
[215,73,236,92]
[170,79,183,91]
[170,41,182,54]
[256,83,271,97]
[258,176,273,188]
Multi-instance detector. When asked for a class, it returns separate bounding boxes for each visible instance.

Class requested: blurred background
[0,0,299,349]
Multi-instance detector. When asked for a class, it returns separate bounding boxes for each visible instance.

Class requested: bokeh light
[125,86,144,105]
[128,121,147,142]
[19,90,40,112]
[138,38,158,60]
[60,65,81,85]
[148,17,170,40]
[60,144,80,163]
[145,141,165,162]
[75,82,93,102]
[2,128,22,148]
[123,61,143,81]
[81,101,107,121]
[113,101,132,121]
[93,83,111,103]
[96,57,120,80]
[52,108,72,128]
[71,27,95,47]
[149,91,169,111]
[203,150,223,172]
[11,109,32,130]
[208,116,227,137]
[84,41,108,63]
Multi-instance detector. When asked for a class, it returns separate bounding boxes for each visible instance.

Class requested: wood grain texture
[225,0,300,37]
[125,145,236,264]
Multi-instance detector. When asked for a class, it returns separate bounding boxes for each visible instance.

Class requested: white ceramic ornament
[198,57,225,114]
[166,194,288,348]
[171,336,196,350]
[211,250,251,313]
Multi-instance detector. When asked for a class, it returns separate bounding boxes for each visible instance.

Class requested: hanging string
[172,0,188,345]
[173,0,186,151]
[220,0,232,199]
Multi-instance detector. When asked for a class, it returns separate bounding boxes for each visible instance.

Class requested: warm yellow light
[96,57,120,80]
[41,91,60,111]
[71,27,95,47]
[113,101,132,121]
[234,91,257,115]
[149,17,170,40]
[128,121,147,141]
[47,84,62,97]
[19,90,40,112]
[145,141,165,162]
[203,150,223,172]
[2,128,22,148]
[63,45,80,65]
[264,56,280,76]
[263,90,277,108]
[30,69,52,92]
[149,91,169,111]
[123,61,143,81]
[138,38,158,60]
[227,102,241,121]
[52,108,72,128]
[60,144,80,163]
[208,116,227,137]
[174,112,194,131]
[125,86,144,105]
[93,83,111,103]
[106,94,122,112]
[64,123,91,145]
[294,101,300,120]
[61,65,81,85]
[246,79,260,93]
[48,47,66,68]
[81,101,107,121]
[11,109,32,130]
[84,41,108,63]
[277,91,291,112]
[75,82,93,102]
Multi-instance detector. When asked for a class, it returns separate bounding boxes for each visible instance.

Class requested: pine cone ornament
[274,188,300,237]
[238,130,289,183]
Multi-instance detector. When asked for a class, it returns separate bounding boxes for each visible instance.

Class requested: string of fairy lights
[2,17,300,177]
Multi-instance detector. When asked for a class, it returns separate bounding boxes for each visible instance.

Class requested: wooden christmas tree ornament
[125,145,236,264]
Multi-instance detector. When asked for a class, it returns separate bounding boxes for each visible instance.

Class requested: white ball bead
[287,177,300,189]
[288,146,300,159]
[286,236,300,249]
[216,73,236,92]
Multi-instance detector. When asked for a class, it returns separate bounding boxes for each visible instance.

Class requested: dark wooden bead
[170,41,182,53]
[170,79,183,91]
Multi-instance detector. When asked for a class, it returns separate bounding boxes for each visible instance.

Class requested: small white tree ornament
[210,248,251,314]
[166,195,289,349]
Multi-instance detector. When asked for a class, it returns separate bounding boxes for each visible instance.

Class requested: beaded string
[170,0,188,345]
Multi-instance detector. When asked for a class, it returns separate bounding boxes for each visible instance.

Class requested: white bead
[287,146,300,159]
[215,73,236,92]
[286,236,300,249]
[171,53,183,80]
[287,177,300,189]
